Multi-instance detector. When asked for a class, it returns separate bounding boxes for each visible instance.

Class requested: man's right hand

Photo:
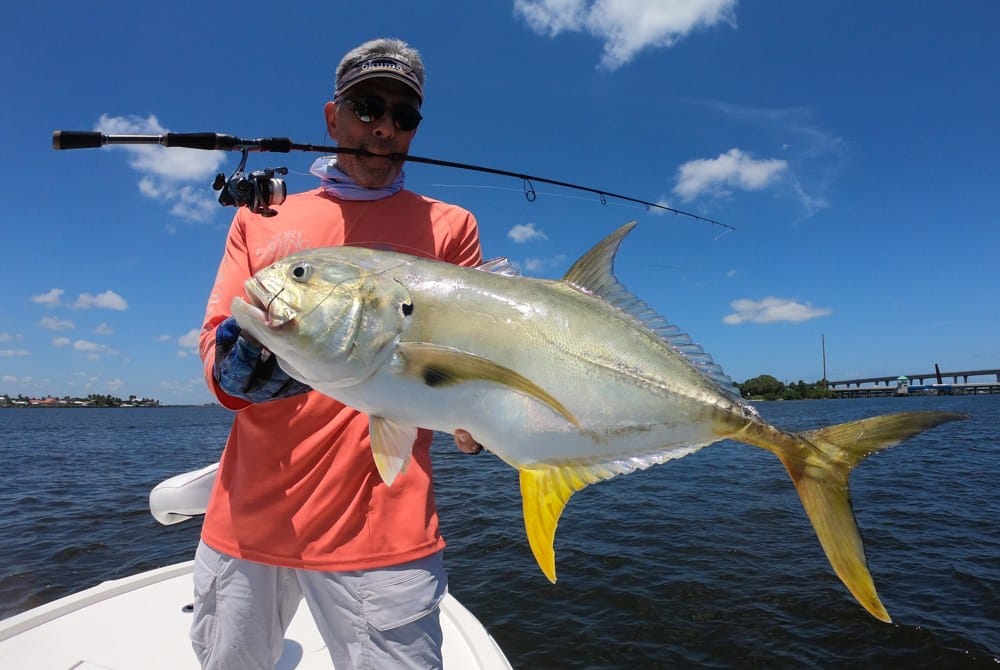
[213,316,312,403]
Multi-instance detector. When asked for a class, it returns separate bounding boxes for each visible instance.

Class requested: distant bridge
[828,368,1000,388]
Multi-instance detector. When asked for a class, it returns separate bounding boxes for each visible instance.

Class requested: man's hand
[453,429,483,455]
[213,316,312,402]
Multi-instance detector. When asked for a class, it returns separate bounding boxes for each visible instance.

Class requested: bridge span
[827,369,1000,398]
[829,369,1000,388]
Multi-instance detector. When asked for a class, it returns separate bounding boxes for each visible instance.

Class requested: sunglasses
[342,95,423,132]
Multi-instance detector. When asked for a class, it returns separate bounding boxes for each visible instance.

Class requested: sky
[2,1,997,404]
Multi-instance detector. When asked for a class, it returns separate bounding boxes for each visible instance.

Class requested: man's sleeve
[199,211,254,410]
[447,209,483,268]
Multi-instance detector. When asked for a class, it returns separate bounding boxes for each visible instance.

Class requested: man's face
[324,79,421,188]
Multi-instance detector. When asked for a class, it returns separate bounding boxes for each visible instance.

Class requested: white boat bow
[0,465,512,669]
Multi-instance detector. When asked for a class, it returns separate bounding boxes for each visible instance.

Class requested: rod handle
[52,130,103,150]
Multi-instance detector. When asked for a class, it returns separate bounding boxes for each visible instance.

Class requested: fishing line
[51,130,733,231]
[427,183,679,212]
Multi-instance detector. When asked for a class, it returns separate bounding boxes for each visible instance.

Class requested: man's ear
[324,101,338,141]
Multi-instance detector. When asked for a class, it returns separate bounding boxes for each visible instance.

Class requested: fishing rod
[51,130,731,229]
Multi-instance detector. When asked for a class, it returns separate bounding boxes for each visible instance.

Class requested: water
[1,397,997,668]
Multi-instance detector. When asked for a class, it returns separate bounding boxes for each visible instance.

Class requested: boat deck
[0,561,511,670]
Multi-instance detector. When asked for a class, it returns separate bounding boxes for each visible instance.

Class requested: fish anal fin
[369,416,418,486]
[399,342,579,427]
[519,464,610,583]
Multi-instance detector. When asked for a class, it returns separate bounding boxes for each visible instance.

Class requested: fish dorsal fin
[369,416,417,486]
[561,222,740,400]
[398,342,579,426]
[476,257,522,276]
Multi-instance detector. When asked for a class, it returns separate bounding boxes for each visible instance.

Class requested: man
[193,37,483,669]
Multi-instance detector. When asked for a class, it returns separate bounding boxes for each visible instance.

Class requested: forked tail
[759,410,965,622]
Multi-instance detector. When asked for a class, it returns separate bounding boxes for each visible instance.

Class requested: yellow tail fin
[775,411,965,622]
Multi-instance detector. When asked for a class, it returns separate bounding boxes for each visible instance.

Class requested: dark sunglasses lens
[351,97,386,123]
[393,107,422,131]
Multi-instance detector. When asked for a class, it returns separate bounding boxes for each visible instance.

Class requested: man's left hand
[454,429,483,455]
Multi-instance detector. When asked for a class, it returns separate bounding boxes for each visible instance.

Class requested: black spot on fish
[422,367,450,387]
[401,302,413,316]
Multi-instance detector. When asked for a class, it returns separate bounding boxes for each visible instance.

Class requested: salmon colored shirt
[199,187,482,571]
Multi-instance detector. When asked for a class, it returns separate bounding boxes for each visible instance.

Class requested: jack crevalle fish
[232,222,963,623]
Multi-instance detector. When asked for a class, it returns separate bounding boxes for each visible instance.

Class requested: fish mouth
[243,277,298,328]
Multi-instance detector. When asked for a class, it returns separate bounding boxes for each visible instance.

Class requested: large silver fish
[232,222,962,622]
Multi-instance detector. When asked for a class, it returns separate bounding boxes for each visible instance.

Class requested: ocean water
[1,397,997,668]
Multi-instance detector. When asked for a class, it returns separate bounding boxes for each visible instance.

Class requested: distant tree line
[1,393,160,407]
[735,375,833,401]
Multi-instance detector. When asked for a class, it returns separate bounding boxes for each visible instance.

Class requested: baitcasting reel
[213,148,287,217]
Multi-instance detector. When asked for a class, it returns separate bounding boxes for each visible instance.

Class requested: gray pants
[190,540,447,670]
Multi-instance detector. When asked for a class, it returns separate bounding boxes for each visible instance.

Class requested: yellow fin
[519,464,612,582]
[769,410,965,623]
[399,342,579,427]
[369,416,417,486]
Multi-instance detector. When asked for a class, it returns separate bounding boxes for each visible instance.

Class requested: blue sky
[2,1,997,404]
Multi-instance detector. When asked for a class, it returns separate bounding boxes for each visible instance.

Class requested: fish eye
[401,302,413,316]
[291,263,313,282]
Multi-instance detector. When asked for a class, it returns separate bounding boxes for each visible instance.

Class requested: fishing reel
[213,148,287,217]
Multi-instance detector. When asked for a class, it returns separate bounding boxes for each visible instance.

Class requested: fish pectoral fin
[519,464,610,583]
[369,416,418,486]
[398,342,579,427]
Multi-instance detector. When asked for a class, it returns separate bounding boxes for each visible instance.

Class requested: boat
[0,464,513,670]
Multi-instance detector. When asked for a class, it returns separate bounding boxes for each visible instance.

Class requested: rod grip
[52,131,104,150]
[162,133,240,150]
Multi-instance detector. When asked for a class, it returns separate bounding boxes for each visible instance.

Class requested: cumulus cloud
[0,332,23,342]
[508,223,548,243]
[0,349,29,357]
[723,297,832,325]
[523,254,568,274]
[96,114,226,223]
[71,339,119,359]
[32,288,64,307]
[674,148,787,201]
[93,322,114,335]
[514,0,737,69]
[39,316,75,330]
[177,329,202,359]
[694,101,844,218]
[178,329,201,350]
[74,290,128,311]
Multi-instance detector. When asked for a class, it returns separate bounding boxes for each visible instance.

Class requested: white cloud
[696,102,844,218]
[93,322,114,335]
[33,288,64,307]
[53,337,71,347]
[96,114,226,223]
[523,254,568,274]
[514,0,737,70]
[507,223,548,243]
[0,349,29,357]
[178,329,201,349]
[674,148,787,201]
[72,339,119,360]
[723,297,832,325]
[39,316,75,330]
[0,332,23,342]
[154,334,172,342]
[73,290,128,311]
